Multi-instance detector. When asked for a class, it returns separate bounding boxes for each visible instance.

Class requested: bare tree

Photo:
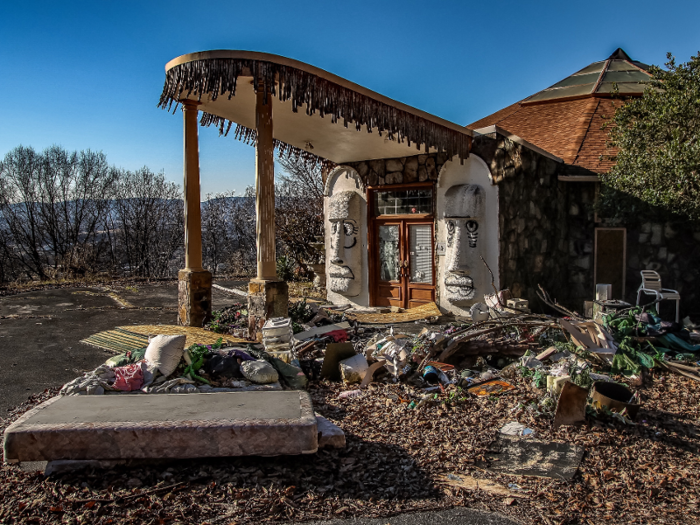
[105,167,183,278]
[217,187,257,277]
[274,157,325,278]
[0,145,116,280]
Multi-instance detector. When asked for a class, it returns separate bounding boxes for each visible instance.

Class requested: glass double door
[373,220,435,309]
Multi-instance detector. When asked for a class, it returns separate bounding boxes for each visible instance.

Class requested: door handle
[399,259,410,277]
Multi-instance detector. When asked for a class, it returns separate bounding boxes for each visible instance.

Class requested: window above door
[371,185,434,217]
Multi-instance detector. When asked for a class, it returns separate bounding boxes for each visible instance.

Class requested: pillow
[144,334,187,377]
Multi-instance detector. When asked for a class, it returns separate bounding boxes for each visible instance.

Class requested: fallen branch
[537,284,584,320]
[65,482,186,505]
[659,360,700,382]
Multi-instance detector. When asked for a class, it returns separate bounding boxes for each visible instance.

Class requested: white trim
[323,165,363,197]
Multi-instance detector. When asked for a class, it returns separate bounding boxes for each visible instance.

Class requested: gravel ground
[1,368,699,524]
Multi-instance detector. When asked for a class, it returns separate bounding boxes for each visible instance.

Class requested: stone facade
[328,133,700,319]
[346,153,450,187]
[565,182,700,316]
[477,132,700,317]
[471,135,570,310]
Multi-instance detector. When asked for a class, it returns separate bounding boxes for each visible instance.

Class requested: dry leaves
[1,371,700,524]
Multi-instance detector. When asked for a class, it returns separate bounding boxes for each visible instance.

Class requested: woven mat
[345,302,442,324]
[81,325,248,353]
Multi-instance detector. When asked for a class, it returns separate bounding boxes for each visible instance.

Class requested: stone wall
[345,136,700,319]
[537,172,700,318]
[566,184,700,317]
[624,221,700,316]
[562,182,597,309]
[346,153,449,187]
[471,134,570,311]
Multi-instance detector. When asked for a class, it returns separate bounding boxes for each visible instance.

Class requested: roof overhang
[472,125,563,163]
[160,50,471,166]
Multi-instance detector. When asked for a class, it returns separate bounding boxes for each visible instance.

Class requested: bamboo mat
[81,325,248,353]
[344,302,442,324]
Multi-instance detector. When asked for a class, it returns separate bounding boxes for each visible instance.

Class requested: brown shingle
[467,50,649,174]
[468,96,628,173]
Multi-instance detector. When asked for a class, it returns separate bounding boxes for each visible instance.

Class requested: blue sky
[1,0,698,196]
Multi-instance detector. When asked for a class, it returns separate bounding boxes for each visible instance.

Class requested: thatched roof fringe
[158,58,470,161]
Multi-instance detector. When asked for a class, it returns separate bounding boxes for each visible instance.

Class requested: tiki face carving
[443,184,484,304]
[328,191,362,296]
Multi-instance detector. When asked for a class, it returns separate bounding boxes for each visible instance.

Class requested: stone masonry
[471,134,570,310]
[346,152,450,187]
[247,280,289,338]
[343,134,700,318]
[178,269,212,327]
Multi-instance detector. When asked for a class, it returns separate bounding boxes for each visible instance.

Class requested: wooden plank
[436,473,527,498]
[559,319,597,349]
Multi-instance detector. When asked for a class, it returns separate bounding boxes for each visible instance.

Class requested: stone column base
[248,279,289,339]
[178,269,212,327]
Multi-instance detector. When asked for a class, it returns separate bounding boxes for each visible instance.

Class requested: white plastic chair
[636,270,680,322]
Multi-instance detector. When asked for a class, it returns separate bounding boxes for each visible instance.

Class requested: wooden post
[248,86,288,337]
[183,100,203,271]
[178,100,211,326]
[255,87,277,280]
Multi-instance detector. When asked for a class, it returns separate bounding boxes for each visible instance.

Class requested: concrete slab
[316,416,345,449]
[4,391,318,463]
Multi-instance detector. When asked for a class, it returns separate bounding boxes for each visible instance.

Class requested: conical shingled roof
[468,49,652,174]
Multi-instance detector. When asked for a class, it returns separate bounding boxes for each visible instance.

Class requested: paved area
[0,280,244,414]
[282,507,518,525]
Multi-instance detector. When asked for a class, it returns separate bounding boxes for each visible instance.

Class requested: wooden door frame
[367,182,436,307]
[593,227,627,298]
[371,218,405,307]
[404,220,436,308]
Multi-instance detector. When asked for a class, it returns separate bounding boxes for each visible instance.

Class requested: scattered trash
[468,380,515,397]
[144,334,187,377]
[553,381,589,427]
[321,343,356,381]
[422,365,440,384]
[470,302,490,322]
[240,360,279,385]
[293,322,351,342]
[499,421,535,437]
[590,381,641,420]
[338,389,362,399]
[339,354,368,384]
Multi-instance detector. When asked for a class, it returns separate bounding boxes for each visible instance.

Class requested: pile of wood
[430,314,559,365]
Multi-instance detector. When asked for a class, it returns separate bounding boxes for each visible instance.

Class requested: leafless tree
[0,145,116,280]
[105,167,183,278]
[201,190,257,275]
[274,157,325,278]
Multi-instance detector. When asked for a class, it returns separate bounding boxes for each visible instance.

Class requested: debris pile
[5,290,700,524]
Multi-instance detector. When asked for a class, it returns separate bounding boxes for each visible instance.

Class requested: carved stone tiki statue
[443,184,485,304]
[328,191,362,296]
